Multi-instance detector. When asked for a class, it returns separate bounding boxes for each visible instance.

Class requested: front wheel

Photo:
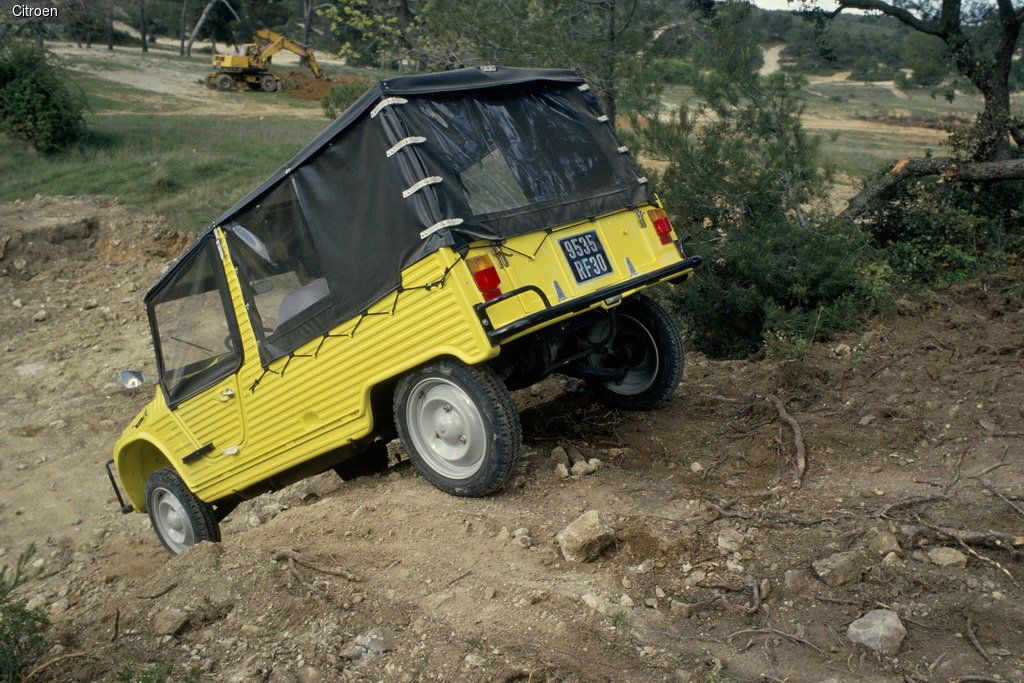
[260,75,277,92]
[585,294,684,410]
[394,360,521,497]
[145,467,220,554]
[214,74,235,91]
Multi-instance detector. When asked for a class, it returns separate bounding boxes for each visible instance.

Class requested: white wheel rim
[406,377,487,480]
[589,314,660,395]
[152,487,194,553]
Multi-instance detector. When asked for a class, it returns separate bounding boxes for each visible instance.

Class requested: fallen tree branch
[23,653,94,681]
[273,550,364,582]
[726,627,828,656]
[965,616,992,664]
[972,476,1024,519]
[766,395,806,488]
[840,156,1024,220]
[896,522,1024,558]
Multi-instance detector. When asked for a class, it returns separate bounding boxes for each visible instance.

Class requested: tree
[415,0,667,120]
[140,0,148,52]
[320,0,403,67]
[817,0,1024,160]
[634,3,881,358]
[184,0,239,56]
[0,42,85,153]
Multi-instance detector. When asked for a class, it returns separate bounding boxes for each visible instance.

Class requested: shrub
[635,3,886,358]
[0,43,85,153]
[321,81,371,120]
[863,180,1024,287]
[0,546,50,682]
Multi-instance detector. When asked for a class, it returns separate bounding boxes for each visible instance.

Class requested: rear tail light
[467,255,502,301]
[647,208,675,245]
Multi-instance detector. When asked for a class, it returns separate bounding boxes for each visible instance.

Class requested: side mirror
[119,370,146,389]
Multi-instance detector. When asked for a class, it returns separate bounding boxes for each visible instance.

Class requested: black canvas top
[150,66,653,367]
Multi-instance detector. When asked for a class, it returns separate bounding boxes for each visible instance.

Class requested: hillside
[1,195,1022,681]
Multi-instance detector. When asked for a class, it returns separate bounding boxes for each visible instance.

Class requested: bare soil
[1,196,1022,682]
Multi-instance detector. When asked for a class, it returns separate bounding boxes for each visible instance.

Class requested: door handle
[220,388,235,401]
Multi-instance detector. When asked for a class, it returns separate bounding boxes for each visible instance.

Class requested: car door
[148,235,246,465]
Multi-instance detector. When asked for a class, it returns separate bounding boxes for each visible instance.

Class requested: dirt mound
[280,73,371,101]
[2,196,1023,681]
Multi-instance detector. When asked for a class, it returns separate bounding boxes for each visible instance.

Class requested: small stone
[554,463,570,478]
[511,527,530,539]
[783,569,807,595]
[683,568,706,587]
[550,446,570,467]
[928,547,968,568]
[655,586,666,599]
[846,609,906,655]
[621,576,632,589]
[619,594,634,607]
[863,527,901,556]
[355,628,397,654]
[152,607,189,636]
[581,592,611,614]
[644,598,658,608]
[881,552,902,568]
[338,642,364,660]
[48,598,69,615]
[570,460,594,476]
[464,653,486,669]
[813,551,867,586]
[587,458,604,471]
[567,447,587,465]
[556,510,615,563]
[496,527,511,542]
[12,299,23,308]
[629,559,654,574]
[32,309,48,322]
[717,528,745,554]
[690,462,703,474]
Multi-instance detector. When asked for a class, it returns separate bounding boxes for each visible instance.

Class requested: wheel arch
[114,438,175,513]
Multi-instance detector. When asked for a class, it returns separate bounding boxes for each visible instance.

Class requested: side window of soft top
[149,235,242,406]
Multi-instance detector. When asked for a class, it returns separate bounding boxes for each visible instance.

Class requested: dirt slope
[1,197,1023,682]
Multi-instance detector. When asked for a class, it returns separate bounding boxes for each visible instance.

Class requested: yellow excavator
[207,29,323,92]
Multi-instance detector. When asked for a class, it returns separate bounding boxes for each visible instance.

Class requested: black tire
[145,467,220,555]
[215,74,235,91]
[394,359,521,497]
[586,294,684,410]
[260,75,277,92]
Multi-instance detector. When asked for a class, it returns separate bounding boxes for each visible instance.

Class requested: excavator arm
[253,29,323,79]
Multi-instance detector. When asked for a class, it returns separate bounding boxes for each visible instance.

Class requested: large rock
[812,551,867,586]
[556,510,615,563]
[846,609,906,655]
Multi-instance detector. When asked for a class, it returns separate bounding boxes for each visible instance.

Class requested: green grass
[0,114,325,231]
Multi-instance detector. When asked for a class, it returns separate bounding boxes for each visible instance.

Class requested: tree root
[273,549,364,582]
[766,395,806,488]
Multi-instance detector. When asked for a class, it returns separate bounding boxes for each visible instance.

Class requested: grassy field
[0,50,328,232]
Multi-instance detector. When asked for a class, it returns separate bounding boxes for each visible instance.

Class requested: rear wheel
[394,359,521,497]
[145,467,220,554]
[586,294,684,410]
[260,75,277,92]
[215,74,235,91]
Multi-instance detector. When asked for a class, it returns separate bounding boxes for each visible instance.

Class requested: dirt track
[1,197,1023,681]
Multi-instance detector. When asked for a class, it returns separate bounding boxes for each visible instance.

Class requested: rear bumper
[475,254,702,342]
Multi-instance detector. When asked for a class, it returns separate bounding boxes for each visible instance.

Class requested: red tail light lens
[467,255,502,301]
[647,208,675,245]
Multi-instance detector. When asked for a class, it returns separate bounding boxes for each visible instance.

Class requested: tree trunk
[840,156,1024,220]
[185,0,221,57]
[179,0,189,56]
[140,0,148,53]
[107,0,114,50]
[303,0,312,49]
[600,0,618,124]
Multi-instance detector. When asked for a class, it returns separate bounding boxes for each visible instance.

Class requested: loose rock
[846,609,906,655]
[928,547,968,568]
[863,527,901,556]
[556,510,615,563]
[152,607,190,636]
[813,551,867,586]
[550,446,570,467]
[717,528,745,554]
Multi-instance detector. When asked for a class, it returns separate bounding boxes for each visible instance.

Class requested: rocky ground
[1,196,1023,682]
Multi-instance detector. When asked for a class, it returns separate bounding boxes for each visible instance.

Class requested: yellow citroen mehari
[106,66,701,553]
